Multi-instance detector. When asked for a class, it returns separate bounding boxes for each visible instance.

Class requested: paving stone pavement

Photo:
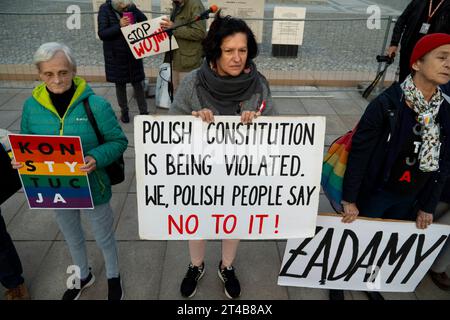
[0,83,449,300]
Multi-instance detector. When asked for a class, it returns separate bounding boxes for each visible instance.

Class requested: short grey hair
[111,0,134,11]
[33,42,76,71]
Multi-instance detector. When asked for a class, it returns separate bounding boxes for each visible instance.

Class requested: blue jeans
[54,203,119,279]
[0,209,24,288]
[359,188,417,221]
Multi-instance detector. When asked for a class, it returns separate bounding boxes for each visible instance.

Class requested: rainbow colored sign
[8,134,94,209]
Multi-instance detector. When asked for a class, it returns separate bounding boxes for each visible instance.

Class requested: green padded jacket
[20,76,128,205]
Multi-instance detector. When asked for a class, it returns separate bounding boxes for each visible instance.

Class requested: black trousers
[399,48,413,84]
[0,209,24,289]
[115,81,149,115]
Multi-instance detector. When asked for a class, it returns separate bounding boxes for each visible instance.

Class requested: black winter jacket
[98,0,147,83]
[439,82,450,202]
[343,83,450,215]
[390,0,450,50]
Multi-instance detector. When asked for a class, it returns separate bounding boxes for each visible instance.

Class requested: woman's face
[215,32,248,77]
[114,1,129,12]
[413,44,450,86]
[38,51,75,94]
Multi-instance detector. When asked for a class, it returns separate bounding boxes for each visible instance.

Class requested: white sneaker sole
[73,274,96,301]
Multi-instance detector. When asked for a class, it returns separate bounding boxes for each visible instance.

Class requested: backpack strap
[83,98,105,145]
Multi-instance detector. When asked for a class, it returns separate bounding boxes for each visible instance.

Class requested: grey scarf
[195,60,262,115]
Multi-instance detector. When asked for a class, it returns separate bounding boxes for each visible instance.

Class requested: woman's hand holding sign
[192,108,215,123]
[80,156,97,174]
[11,159,23,170]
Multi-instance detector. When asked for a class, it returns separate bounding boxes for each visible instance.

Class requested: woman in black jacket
[333,33,450,300]
[387,0,450,82]
[98,0,150,123]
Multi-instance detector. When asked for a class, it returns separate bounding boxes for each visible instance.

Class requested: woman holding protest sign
[334,33,450,300]
[11,42,127,300]
[98,0,151,123]
[169,13,277,299]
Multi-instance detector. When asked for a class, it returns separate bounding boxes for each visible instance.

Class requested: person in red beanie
[328,33,450,300]
[387,0,450,83]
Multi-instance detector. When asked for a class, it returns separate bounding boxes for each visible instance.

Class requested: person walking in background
[12,42,128,300]
[331,33,450,300]
[387,0,450,83]
[160,0,207,90]
[170,13,277,299]
[98,0,152,123]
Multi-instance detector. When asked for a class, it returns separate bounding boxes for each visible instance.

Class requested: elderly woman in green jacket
[12,42,127,300]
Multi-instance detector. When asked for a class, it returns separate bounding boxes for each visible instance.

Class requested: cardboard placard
[278,215,450,292]
[134,115,326,240]
[121,17,179,59]
[8,134,94,209]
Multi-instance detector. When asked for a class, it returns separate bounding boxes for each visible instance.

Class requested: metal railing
[0,9,399,93]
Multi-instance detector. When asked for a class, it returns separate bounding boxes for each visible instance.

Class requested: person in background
[333,33,450,300]
[170,13,277,299]
[0,209,29,300]
[387,0,449,83]
[13,42,127,300]
[428,81,450,292]
[160,0,207,90]
[0,130,30,300]
[98,0,152,123]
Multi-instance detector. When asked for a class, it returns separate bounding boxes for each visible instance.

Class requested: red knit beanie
[410,33,450,70]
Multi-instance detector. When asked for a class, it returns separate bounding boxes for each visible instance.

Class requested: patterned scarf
[400,74,444,172]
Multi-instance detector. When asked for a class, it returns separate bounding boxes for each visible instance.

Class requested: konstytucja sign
[8,134,93,209]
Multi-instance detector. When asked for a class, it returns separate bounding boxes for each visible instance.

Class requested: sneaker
[4,283,30,300]
[217,261,241,299]
[329,289,344,300]
[429,270,450,291]
[108,276,124,300]
[120,112,130,123]
[62,272,95,300]
[180,262,205,298]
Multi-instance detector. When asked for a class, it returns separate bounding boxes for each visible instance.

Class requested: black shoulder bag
[83,99,125,185]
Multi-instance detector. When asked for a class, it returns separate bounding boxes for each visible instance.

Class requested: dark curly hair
[202,12,258,68]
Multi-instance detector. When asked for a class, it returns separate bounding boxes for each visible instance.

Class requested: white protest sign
[278,214,450,292]
[121,16,179,59]
[272,7,306,46]
[134,116,326,240]
[92,0,152,40]
[210,0,265,43]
